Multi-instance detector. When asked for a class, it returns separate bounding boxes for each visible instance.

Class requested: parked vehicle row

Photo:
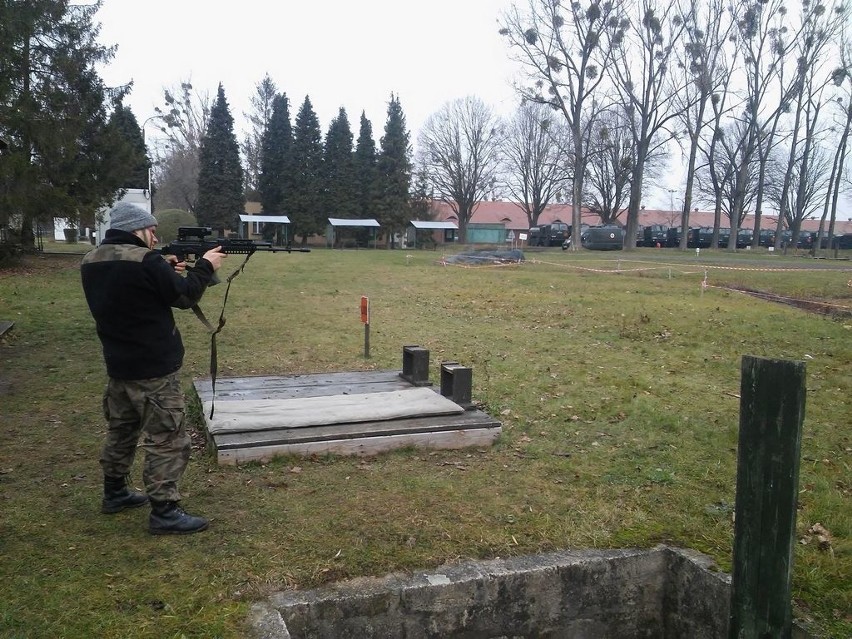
[530,222,851,251]
[635,226,847,250]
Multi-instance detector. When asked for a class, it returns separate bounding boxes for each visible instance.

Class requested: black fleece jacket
[80,229,216,380]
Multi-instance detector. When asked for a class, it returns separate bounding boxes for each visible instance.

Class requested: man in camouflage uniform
[81,202,225,534]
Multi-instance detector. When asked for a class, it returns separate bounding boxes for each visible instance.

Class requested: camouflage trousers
[100,372,190,503]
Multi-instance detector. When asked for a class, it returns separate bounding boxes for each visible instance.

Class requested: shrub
[155,209,197,243]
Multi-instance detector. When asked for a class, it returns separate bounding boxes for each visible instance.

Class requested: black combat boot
[102,475,149,514]
[149,500,209,535]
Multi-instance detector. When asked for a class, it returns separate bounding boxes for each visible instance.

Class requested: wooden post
[364,323,370,358]
[360,296,370,358]
[729,356,806,639]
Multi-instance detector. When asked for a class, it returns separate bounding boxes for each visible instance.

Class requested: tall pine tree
[110,101,150,191]
[196,83,244,234]
[323,107,357,219]
[376,94,412,248]
[259,93,292,213]
[242,73,278,200]
[258,93,292,244]
[289,96,324,244]
[353,111,379,221]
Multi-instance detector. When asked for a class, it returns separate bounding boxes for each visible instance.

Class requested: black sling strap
[190,250,254,419]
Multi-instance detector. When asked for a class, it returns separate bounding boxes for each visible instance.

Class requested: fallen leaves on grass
[800,523,834,553]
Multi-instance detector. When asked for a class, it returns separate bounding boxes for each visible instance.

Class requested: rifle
[158,226,311,261]
[157,226,309,419]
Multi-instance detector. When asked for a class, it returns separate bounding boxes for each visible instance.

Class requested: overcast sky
[95,0,522,147]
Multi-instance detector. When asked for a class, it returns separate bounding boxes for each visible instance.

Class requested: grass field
[0,243,849,638]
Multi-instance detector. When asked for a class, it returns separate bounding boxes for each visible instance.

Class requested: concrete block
[400,345,431,386]
[440,361,472,408]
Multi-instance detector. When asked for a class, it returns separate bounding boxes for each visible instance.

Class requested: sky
[95,0,523,152]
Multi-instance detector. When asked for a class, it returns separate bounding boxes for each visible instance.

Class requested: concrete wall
[249,546,814,639]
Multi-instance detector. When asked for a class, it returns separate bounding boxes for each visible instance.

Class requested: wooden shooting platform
[194,347,502,464]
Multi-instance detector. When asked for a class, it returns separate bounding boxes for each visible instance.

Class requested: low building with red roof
[428,200,852,245]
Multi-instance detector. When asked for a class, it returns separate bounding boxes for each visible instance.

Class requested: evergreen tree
[259,93,292,213]
[258,93,292,244]
[323,107,357,218]
[353,111,379,220]
[110,101,151,191]
[0,0,135,246]
[409,162,434,221]
[376,94,412,248]
[242,73,278,200]
[289,96,325,244]
[196,83,244,233]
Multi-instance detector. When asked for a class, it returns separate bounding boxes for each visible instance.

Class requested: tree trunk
[569,133,584,252]
[625,152,647,251]
[679,128,703,251]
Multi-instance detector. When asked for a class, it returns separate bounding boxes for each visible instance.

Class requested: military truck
[832,233,852,249]
[688,227,714,248]
[530,222,571,247]
[643,224,669,247]
[580,225,625,250]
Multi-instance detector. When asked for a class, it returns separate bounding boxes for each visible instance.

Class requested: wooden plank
[729,356,805,639]
[194,370,409,400]
[215,427,502,464]
[195,377,416,402]
[213,409,501,449]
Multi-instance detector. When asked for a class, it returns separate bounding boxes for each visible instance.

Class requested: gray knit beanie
[109,201,158,232]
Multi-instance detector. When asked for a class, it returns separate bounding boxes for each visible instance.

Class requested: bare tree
[723,0,800,250]
[152,149,201,213]
[606,0,688,249]
[672,0,739,249]
[696,22,742,247]
[779,82,829,248]
[150,79,210,212]
[418,96,502,243]
[697,120,758,229]
[152,79,210,154]
[584,109,634,224]
[766,143,833,234]
[500,0,625,250]
[770,0,846,248]
[816,24,852,251]
[501,102,571,228]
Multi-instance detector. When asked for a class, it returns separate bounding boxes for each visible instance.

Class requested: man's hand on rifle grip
[202,245,227,271]
[164,254,188,274]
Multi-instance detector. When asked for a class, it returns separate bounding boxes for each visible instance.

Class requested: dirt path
[721,284,852,318]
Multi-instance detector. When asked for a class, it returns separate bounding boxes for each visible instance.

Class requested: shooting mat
[204,386,464,435]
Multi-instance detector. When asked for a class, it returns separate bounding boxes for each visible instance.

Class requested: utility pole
[141,115,161,209]
[667,188,677,223]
